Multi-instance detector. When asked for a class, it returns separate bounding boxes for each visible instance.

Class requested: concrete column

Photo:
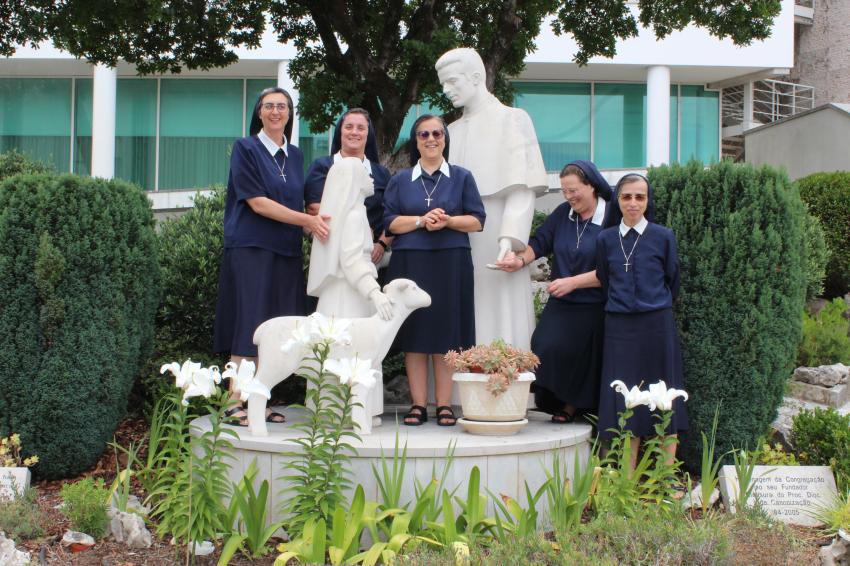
[646,65,671,167]
[742,81,756,131]
[277,60,299,141]
[91,64,117,179]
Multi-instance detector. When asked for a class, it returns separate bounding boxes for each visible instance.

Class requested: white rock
[108,509,152,548]
[61,530,95,548]
[794,364,849,388]
[819,530,850,566]
[0,532,31,565]
[529,256,551,282]
[191,540,215,556]
[682,485,720,511]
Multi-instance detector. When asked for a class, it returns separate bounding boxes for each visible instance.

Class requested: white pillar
[91,64,117,179]
[742,81,756,131]
[277,61,299,141]
[646,65,670,167]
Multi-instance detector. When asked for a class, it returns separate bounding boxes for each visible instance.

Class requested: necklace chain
[618,229,642,272]
[269,150,287,181]
[575,215,591,249]
[420,173,443,207]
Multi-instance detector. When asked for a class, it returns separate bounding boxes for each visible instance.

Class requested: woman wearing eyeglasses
[214,87,330,426]
[595,174,688,464]
[495,160,613,424]
[383,114,486,427]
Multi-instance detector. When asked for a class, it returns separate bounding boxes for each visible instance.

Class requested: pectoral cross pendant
[425,196,433,206]
[280,172,287,181]
[624,260,631,272]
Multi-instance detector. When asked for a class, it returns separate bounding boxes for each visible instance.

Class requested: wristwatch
[415,216,422,228]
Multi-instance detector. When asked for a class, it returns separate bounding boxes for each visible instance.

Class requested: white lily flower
[222,360,271,402]
[160,359,202,390]
[610,379,654,410]
[308,312,352,346]
[282,319,314,353]
[181,366,219,405]
[324,357,378,389]
[647,380,688,411]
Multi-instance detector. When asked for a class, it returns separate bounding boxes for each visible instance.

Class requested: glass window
[670,85,678,164]
[73,79,93,176]
[680,85,719,164]
[593,83,646,169]
[297,115,332,171]
[395,102,441,151]
[514,82,591,171]
[158,79,242,191]
[0,78,72,171]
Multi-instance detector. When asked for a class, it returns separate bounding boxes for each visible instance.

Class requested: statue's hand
[370,290,394,320]
[496,238,512,261]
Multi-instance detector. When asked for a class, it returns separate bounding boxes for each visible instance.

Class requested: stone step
[787,380,850,408]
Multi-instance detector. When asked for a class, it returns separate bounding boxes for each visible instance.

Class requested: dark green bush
[0,173,159,479]
[650,161,807,470]
[802,210,829,301]
[0,150,52,180]
[797,298,850,367]
[792,407,850,490]
[798,172,850,298]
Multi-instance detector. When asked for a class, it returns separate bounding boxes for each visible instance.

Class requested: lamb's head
[383,278,431,310]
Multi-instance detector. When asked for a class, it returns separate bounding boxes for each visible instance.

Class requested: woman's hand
[547,276,577,298]
[306,213,331,242]
[495,251,524,272]
[371,242,385,264]
[424,208,449,231]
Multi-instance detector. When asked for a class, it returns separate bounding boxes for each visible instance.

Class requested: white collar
[619,216,648,236]
[257,129,288,157]
[333,151,372,175]
[569,197,606,226]
[411,159,451,181]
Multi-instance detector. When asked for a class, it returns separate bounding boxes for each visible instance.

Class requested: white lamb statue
[247,278,431,436]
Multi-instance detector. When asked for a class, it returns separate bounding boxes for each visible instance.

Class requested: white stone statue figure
[306,157,393,430]
[436,48,549,350]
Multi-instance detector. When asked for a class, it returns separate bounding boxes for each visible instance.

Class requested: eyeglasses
[262,103,288,112]
[618,193,647,202]
[416,129,444,140]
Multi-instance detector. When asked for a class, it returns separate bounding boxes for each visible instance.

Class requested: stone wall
[791,0,850,105]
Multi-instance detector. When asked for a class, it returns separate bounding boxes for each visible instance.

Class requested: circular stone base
[191,406,592,523]
[457,417,528,436]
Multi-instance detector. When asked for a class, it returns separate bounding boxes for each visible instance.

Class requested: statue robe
[447,94,548,350]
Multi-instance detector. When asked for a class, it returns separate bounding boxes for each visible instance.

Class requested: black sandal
[551,410,575,424]
[403,405,428,426]
[266,410,286,423]
[224,405,249,427]
[436,406,457,427]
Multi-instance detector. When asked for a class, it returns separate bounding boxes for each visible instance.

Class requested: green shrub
[798,172,850,298]
[797,298,850,367]
[650,161,807,470]
[754,442,798,466]
[60,477,110,539]
[0,150,52,180]
[792,407,850,489]
[0,173,160,479]
[802,210,830,301]
[0,487,46,542]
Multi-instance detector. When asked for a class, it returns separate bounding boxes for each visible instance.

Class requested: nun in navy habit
[496,160,613,423]
[214,88,330,426]
[595,173,688,442]
[304,108,393,262]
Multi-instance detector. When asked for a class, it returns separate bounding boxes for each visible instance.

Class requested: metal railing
[722,79,815,129]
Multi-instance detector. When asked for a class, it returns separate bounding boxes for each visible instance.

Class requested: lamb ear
[384,279,409,293]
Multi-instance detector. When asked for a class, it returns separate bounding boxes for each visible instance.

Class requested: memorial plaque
[0,467,31,499]
[718,465,838,526]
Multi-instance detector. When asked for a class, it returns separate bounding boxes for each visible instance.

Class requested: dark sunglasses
[415,129,444,140]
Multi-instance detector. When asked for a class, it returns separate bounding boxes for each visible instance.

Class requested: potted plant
[445,339,539,422]
[0,433,39,499]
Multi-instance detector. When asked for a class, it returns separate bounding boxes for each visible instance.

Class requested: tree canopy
[1,0,781,158]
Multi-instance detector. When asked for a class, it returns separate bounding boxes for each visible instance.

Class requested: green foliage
[60,477,110,539]
[145,387,237,548]
[798,172,850,297]
[0,149,52,180]
[0,173,159,479]
[650,161,807,471]
[754,442,798,466]
[543,450,597,532]
[797,299,850,367]
[811,490,850,535]
[802,210,830,301]
[699,407,728,515]
[0,487,46,542]
[792,407,850,490]
[280,341,360,536]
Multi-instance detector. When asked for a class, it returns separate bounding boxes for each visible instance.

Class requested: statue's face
[438,63,479,109]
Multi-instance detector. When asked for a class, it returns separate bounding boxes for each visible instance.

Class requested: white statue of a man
[307,157,393,431]
[435,48,548,350]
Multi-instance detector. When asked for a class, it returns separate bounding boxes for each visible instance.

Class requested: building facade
[0,1,796,211]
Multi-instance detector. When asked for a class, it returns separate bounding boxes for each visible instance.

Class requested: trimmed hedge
[650,161,807,469]
[0,150,52,179]
[0,173,159,479]
[798,172,850,298]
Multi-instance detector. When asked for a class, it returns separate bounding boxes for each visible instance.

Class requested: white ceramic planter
[0,466,31,499]
[453,372,535,422]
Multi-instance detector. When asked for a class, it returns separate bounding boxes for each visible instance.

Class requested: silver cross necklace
[270,151,287,182]
[575,216,591,249]
[618,229,642,272]
[421,173,443,207]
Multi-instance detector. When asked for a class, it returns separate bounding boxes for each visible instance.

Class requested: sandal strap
[435,405,455,416]
[224,405,246,417]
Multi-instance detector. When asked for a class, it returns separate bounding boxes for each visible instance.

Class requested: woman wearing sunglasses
[383,114,486,427]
